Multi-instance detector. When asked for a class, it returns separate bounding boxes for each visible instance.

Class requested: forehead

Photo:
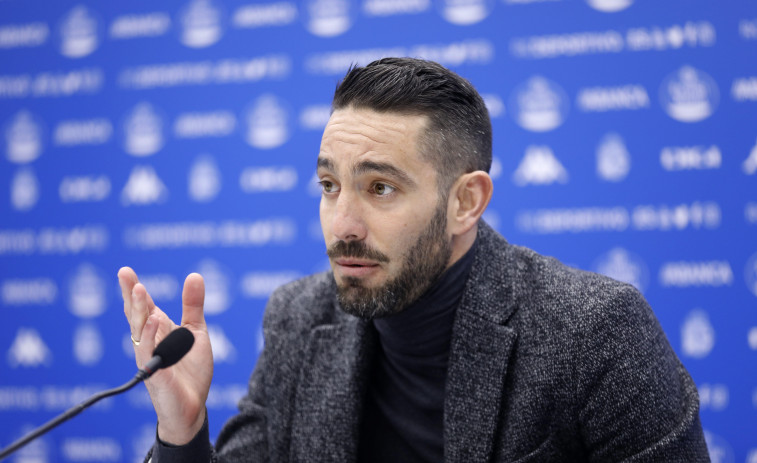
[318,107,430,170]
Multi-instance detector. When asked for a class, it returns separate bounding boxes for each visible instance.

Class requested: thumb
[181,273,206,329]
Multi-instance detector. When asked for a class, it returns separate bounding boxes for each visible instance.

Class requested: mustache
[327,240,390,263]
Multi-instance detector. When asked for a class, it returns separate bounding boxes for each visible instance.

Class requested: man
[119,58,709,462]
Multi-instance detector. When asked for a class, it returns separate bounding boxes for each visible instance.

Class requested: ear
[447,171,493,237]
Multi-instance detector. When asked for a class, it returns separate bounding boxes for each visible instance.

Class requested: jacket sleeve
[576,284,710,462]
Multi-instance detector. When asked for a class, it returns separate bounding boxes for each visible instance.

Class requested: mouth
[333,258,381,278]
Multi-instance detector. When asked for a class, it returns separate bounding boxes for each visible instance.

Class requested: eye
[371,182,395,196]
[318,180,340,194]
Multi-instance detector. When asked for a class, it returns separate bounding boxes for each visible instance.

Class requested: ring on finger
[130,334,141,346]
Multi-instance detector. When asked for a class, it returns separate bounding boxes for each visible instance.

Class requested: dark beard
[328,202,452,319]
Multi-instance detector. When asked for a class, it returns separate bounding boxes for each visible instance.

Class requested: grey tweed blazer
[210,222,709,462]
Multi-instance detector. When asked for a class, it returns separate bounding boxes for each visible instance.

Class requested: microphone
[0,327,195,460]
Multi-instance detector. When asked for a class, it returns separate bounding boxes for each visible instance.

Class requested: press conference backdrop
[0,0,755,461]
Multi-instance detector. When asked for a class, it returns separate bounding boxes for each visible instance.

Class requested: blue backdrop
[1,0,755,461]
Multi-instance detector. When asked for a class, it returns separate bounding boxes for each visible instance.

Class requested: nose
[327,190,367,242]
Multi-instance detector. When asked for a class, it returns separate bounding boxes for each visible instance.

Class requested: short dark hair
[332,57,492,196]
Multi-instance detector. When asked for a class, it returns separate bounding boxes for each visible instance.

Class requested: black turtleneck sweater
[357,240,477,463]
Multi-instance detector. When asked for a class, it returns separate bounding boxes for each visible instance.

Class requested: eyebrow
[317,156,416,188]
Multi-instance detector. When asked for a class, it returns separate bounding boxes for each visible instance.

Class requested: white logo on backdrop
[304,0,354,37]
[660,66,719,123]
[596,133,630,181]
[121,165,168,206]
[207,325,236,363]
[123,103,164,157]
[592,247,649,292]
[68,263,107,318]
[73,323,104,366]
[245,94,289,149]
[746,252,757,297]
[179,0,223,48]
[7,328,52,368]
[510,76,569,132]
[132,425,157,463]
[681,309,715,358]
[10,426,50,462]
[4,110,44,164]
[256,324,265,355]
[195,259,231,315]
[743,138,757,175]
[748,449,757,463]
[585,0,633,13]
[748,327,757,350]
[512,145,568,186]
[11,167,40,211]
[59,175,111,203]
[437,0,493,26]
[59,5,99,58]
[189,155,222,202]
[482,93,505,118]
[704,431,735,463]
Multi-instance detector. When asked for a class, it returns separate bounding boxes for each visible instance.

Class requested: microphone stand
[0,369,151,460]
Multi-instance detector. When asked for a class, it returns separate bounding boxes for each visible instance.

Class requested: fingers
[134,313,159,368]
[181,273,206,329]
[130,283,152,342]
[118,266,138,320]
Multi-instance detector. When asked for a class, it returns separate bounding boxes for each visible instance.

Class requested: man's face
[317,107,453,319]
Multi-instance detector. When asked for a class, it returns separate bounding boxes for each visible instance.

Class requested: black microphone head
[152,327,194,368]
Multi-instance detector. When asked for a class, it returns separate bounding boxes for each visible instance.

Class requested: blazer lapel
[444,222,520,463]
[289,315,375,462]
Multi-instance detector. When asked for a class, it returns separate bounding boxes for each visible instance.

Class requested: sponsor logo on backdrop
[189,155,222,202]
[747,202,757,225]
[749,449,757,463]
[54,118,112,146]
[139,274,179,301]
[731,76,757,102]
[303,0,354,37]
[577,85,649,112]
[58,5,100,58]
[62,438,121,461]
[659,261,733,288]
[750,327,757,350]
[59,175,111,203]
[123,220,297,249]
[8,426,49,461]
[632,201,721,231]
[304,40,493,75]
[179,0,224,48]
[174,111,236,139]
[510,76,569,132]
[482,93,505,117]
[364,0,429,16]
[241,272,302,298]
[660,66,719,123]
[206,384,248,410]
[596,133,630,181]
[698,383,729,411]
[257,324,265,354]
[660,145,721,171]
[0,22,49,49]
[746,252,757,297]
[512,145,568,186]
[240,166,298,193]
[585,0,632,12]
[121,165,168,206]
[207,325,236,363]
[489,156,502,180]
[0,226,108,256]
[0,68,103,99]
[194,259,232,315]
[704,431,734,463]
[244,95,290,149]
[743,139,757,175]
[437,0,493,25]
[119,55,291,89]
[516,207,629,234]
[681,309,714,358]
[132,425,158,462]
[7,328,51,368]
[11,167,40,211]
[299,105,332,130]
[123,102,164,156]
[4,110,44,164]
[110,13,171,39]
[68,264,107,318]
[233,2,298,28]
[73,323,104,366]
[592,247,648,292]
[740,18,757,41]
[1,278,57,305]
